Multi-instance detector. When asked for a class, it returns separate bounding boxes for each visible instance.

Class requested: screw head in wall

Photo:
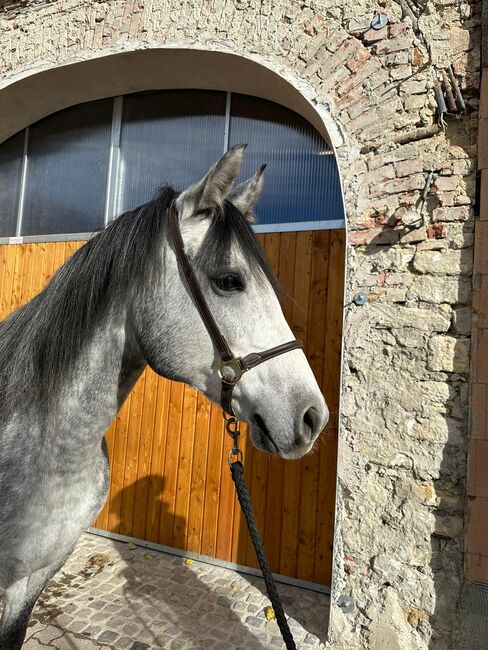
[371,13,389,30]
[338,594,356,613]
[353,291,369,306]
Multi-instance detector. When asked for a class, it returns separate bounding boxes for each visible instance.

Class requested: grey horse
[0,145,328,649]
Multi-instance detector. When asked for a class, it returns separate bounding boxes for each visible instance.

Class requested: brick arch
[0,46,346,149]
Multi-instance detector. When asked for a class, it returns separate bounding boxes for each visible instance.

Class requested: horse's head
[136,145,328,459]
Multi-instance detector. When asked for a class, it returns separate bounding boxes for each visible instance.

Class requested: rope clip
[224,412,243,466]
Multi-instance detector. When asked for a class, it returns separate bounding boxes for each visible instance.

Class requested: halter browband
[168,202,303,417]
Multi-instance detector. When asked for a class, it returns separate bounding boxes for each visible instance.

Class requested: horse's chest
[10,454,109,576]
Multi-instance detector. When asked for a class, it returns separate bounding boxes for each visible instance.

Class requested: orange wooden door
[0,230,344,586]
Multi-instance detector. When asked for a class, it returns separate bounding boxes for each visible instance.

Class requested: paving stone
[23,532,328,650]
[83,625,102,638]
[98,629,118,643]
[34,625,65,644]
[245,615,264,628]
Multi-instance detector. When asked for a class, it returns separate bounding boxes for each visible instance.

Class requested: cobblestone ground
[17,532,329,649]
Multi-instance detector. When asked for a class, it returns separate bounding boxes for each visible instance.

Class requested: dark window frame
[0,90,345,244]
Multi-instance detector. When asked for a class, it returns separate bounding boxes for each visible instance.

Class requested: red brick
[427,224,447,239]
[480,169,488,220]
[389,23,406,38]
[335,89,366,111]
[475,328,488,383]
[336,58,381,96]
[370,174,425,196]
[347,47,371,71]
[396,159,423,177]
[470,383,488,440]
[474,221,488,274]
[466,552,488,581]
[480,71,488,119]
[436,193,456,207]
[432,206,470,222]
[467,496,488,556]
[477,274,488,329]
[411,47,424,67]
[468,440,488,496]
[479,118,488,170]
[320,38,359,75]
[363,27,386,44]
[348,228,401,245]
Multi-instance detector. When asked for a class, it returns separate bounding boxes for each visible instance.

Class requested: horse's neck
[49,309,146,453]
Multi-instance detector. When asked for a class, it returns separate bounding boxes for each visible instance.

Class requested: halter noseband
[168,202,303,419]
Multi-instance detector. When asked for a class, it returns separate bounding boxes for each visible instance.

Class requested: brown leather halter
[168,201,303,429]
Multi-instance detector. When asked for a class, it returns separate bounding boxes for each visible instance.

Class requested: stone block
[433,176,461,192]
[404,94,425,110]
[370,304,451,332]
[400,78,428,94]
[411,415,464,444]
[376,36,413,55]
[452,306,472,335]
[413,249,473,275]
[428,336,470,373]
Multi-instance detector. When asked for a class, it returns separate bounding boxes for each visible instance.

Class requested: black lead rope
[227,421,297,650]
[230,461,297,649]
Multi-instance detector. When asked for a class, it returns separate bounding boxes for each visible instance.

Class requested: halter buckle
[219,358,245,385]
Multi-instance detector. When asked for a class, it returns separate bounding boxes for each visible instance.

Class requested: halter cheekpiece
[167,201,303,443]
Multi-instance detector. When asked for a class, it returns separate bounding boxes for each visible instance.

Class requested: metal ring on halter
[219,358,245,385]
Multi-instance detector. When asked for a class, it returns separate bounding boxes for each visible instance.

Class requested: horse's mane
[0,185,279,415]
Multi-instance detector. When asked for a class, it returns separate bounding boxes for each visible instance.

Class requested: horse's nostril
[302,407,318,443]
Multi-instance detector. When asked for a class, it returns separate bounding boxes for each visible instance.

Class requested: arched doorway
[0,57,346,591]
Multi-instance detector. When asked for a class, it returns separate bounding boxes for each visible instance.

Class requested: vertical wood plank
[9,243,26,313]
[200,405,225,557]
[132,368,158,540]
[145,377,171,542]
[215,416,238,562]
[261,232,286,571]
[106,394,132,533]
[231,425,252,566]
[186,392,212,553]
[0,245,18,320]
[29,242,47,300]
[119,372,146,536]
[159,381,184,546]
[172,384,197,550]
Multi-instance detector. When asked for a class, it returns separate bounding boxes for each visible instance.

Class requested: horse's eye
[214,272,245,293]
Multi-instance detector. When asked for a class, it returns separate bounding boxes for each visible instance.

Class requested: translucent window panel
[21,99,112,236]
[116,90,226,215]
[228,94,344,226]
[0,131,24,237]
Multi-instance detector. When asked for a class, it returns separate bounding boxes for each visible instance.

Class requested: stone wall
[0,1,481,648]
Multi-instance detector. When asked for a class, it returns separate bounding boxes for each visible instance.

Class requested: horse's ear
[227,164,266,223]
[177,144,246,214]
